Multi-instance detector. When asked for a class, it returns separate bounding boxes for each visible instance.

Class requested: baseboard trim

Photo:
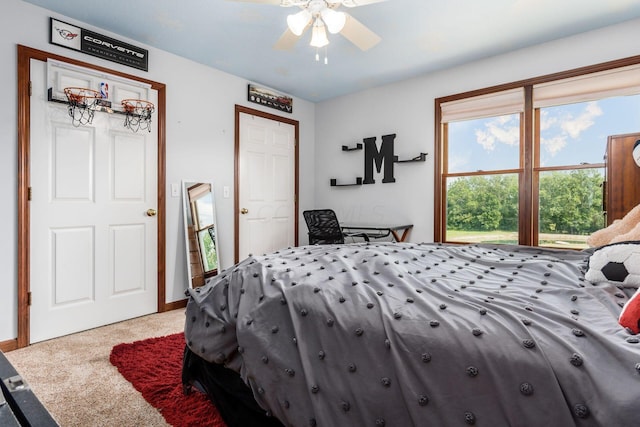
[0,338,18,353]
[1,303,188,352]
[162,299,187,312]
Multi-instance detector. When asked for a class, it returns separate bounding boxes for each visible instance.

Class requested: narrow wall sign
[248,84,293,113]
[50,18,149,72]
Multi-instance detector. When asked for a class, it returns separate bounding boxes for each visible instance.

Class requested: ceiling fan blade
[273,28,302,50]
[340,14,381,51]
[227,0,284,4]
[340,0,387,7]
[229,0,312,5]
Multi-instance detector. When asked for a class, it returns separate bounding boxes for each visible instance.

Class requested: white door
[238,112,296,259]
[29,59,158,343]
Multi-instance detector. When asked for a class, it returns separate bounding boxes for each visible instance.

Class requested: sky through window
[448,94,640,172]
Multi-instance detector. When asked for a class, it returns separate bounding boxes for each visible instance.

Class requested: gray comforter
[184,243,640,426]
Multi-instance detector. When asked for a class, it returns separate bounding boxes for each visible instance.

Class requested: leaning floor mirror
[182,181,220,288]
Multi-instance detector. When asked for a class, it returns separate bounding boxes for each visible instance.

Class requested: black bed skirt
[182,346,284,427]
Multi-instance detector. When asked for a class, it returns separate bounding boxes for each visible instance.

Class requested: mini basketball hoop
[63,87,101,126]
[121,99,155,132]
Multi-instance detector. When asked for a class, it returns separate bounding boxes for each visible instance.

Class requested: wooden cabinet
[605,132,640,225]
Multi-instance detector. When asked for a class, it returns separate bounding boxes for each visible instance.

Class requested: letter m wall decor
[330,133,427,187]
[364,134,396,184]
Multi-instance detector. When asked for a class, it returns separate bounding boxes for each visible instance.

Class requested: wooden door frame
[13,45,172,350]
[234,105,299,263]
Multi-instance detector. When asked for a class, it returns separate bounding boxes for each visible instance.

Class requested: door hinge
[28,81,32,97]
[27,291,32,306]
[28,187,32,201]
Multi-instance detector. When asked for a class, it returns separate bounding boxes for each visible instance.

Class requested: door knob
[241,208,249,214]
[146,208,157,217]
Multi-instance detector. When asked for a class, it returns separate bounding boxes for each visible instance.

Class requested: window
[446,113,521,244]
[446,174,519,244]
[448,114,521,173]
[537,169,603,247]
[435,58,640,248]
[535,96,640,247]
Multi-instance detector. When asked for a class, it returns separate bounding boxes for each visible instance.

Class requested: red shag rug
[110,333,226,427]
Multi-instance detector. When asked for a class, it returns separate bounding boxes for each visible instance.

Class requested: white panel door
[29,59,158,343]
[238,112,296,259]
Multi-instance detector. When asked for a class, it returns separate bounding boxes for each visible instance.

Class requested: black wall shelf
[394,152,428,163]
[342,143,363,151]
[331,133,428,187]
[330,177,363,187]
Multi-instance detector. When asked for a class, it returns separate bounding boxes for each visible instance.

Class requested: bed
[182,242,640,427]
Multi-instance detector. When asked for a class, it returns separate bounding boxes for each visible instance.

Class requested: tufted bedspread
[184,243,640,427]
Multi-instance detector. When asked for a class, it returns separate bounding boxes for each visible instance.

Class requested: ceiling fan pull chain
[314,47,328,65]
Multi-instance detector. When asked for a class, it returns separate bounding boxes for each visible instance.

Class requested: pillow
[585,241,640,288]
[620,287,640,334]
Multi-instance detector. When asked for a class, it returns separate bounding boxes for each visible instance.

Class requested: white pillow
[585,241,640,288]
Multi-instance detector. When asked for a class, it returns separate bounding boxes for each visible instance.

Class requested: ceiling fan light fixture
[287,9,312,36]
[310,19,329,48]
[321,9,346,34]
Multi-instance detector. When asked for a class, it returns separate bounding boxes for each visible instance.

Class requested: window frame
[434,55,640,245]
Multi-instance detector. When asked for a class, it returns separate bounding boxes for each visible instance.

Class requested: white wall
[0,0,316,342]
[3,1,639,344]
[314,18,640,244]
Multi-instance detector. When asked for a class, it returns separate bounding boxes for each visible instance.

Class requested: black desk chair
[303,209,369,245]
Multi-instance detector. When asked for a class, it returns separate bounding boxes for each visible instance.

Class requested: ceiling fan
[231,0,385,52]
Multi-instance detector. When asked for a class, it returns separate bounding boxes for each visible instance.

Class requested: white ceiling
[23,0,640,102]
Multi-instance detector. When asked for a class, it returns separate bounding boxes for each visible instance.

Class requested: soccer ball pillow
[586,241,640,333]
[585,241,640,288]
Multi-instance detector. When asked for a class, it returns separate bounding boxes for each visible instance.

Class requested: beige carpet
[5,309,186,426]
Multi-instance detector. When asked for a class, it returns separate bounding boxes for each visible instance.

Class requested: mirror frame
[182,180,220,288]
